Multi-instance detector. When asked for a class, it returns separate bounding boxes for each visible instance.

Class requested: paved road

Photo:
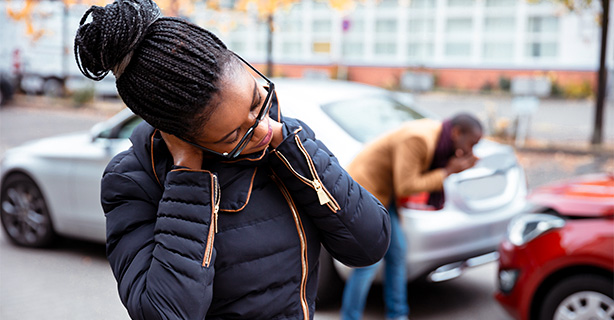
[0,95,611,320]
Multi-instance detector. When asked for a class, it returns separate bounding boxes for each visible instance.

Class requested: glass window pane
[313,19,332,33]
[410,0,435,8]
[376,19,397,33]
[483,42,514,60]
[525,42,557,57]
[279,18,302,33]
[321,96,424,142]
[446,18,473,33]
[447,0,474,7]
[344,19,365,34]
[408,42,434,58]
[485,0,516,7]
[528,16,558,33]
[408,18,435,33]
[375,42,397,55]
[282,42,301,55]
[342,42,364,58]
[484,17,515,33]
[445,42,471,57]
[378,0,398,7]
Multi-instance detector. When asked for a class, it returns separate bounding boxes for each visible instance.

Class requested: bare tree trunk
[592,0,609,145]
[266,14,273,77]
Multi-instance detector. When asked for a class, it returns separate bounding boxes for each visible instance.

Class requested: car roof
[271,78,386,105]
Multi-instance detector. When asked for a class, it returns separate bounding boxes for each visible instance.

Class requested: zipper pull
[313,179,331,206]
[213,204,219,233]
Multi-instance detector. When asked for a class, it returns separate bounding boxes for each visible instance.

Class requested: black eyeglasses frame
[177,53,275,159]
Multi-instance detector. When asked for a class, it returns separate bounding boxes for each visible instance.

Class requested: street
[0,94,612,320]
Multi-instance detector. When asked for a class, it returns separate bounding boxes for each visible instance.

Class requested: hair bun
[74,0,161,80]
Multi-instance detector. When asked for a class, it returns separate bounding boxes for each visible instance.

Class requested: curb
[513,144,614,156]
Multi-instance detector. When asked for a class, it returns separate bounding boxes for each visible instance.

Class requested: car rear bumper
[401,195,526,282]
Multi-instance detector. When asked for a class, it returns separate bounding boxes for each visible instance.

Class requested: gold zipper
[274,135,340,212]
[271,174,310,319]
[203,174,220,268]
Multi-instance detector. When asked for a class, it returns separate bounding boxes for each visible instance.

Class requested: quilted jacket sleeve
[269,117,391,268]
[101,151,219,320]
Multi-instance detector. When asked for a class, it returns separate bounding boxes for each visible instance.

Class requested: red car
[495,173,614,320]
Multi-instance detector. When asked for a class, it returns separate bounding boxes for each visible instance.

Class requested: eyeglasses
[178,53,275,159]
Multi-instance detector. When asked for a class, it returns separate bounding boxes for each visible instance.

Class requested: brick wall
[257,63,597,93]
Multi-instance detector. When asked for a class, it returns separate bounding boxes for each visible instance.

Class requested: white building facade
[200,0,611,91]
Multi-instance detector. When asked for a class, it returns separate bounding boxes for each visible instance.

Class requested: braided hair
[74,0,235,139]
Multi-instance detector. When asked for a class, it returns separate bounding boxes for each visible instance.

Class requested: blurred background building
[0,0,612,98]
[204,0,612,97]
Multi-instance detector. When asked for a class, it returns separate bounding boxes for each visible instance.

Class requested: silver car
[0,79,527,301]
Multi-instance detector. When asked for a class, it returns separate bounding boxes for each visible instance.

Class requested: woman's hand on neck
[160,132,203,169]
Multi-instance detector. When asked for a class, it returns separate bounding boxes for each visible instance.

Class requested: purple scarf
[427,120,455,209]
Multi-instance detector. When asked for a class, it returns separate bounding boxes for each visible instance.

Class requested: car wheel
[539,274,614,320]
[43,78,64,97]
[316,248,344,307]
[1,173,56,247]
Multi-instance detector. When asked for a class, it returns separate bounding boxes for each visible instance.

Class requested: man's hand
[160,132,203,169]
[444,149,478,176]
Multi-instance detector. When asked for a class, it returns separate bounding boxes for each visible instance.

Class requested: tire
[1,173,56,247]
[316,248,344,307]
[42,78,64,97]
[539,274,614,320]
[0,74,13,106]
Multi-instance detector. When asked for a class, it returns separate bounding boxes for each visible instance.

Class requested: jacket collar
[128,93,282,212]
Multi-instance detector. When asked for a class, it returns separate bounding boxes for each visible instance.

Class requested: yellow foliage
[6,0,113,41]
[563,81,594,99]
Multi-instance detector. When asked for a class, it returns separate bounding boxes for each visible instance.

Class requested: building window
[344,19,365,34]
[282,42,302,55]
[375,42,397,56]
[376,19,397,33]
[342,42,364,58]
[483,42,514,61]
[446,18,473,34]
[526,42,557,58]
[408,17,435,33]
[447,0,474,7]
[410,0,435,8]
[278,18,302,33]
[377,0,398,8]
[485,0,516,7]
[445,42,471,57]
[527,16,558,33]
[484,17,515,33]
[228,41,246,53]
[408,42,434,59]
[312,19,332,33]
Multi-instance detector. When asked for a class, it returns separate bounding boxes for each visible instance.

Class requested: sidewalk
[414,91,614,155]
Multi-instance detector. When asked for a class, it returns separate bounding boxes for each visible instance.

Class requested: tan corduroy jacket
[346,118,446,208]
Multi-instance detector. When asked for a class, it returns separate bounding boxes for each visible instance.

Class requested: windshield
[321,96,424,143]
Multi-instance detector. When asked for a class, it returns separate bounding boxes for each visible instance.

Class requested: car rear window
[457,173,508,201]
[321,96,424,143]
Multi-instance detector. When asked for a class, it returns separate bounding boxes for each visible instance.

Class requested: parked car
[0,78,527,301]
[0,72,15,106]
[495,173,614,320]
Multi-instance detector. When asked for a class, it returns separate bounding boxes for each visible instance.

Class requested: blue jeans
[340,205,409,320]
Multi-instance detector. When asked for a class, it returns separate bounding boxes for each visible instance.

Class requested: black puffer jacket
[101,101,390,319]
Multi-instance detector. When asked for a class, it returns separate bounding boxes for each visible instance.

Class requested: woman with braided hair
[75,0,390,318]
